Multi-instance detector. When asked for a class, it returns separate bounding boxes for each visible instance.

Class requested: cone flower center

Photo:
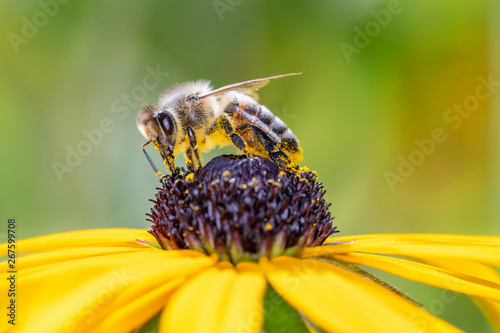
[148,155,337,264]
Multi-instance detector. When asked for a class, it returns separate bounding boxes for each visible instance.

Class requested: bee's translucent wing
[199,73,301,99]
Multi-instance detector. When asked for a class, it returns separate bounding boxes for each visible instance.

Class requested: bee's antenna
[142,140,163,177]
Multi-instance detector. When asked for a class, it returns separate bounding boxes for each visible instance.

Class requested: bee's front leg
[186,126,202,171]
[142,140,164,178]
[185,148,196,173]
[154,139,179,176]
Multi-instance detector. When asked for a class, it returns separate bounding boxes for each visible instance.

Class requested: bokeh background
[1,0,498,331]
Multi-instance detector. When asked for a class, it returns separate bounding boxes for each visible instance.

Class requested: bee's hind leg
[236,124,298,173]
[217,115,252,158]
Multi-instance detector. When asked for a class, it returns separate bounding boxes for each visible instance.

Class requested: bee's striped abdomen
[223,99,303,163]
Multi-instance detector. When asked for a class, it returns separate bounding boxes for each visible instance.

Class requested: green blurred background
[1,0,498,330]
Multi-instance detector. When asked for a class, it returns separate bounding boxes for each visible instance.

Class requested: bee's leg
[186,127,202,170]
[185,148,196,173]
[154,138,179,176]
[217,115,251,157]
[236,124,297,173]
[142,140,164,178]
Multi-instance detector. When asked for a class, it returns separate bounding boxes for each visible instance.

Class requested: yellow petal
[13,250,215,332]
[161,266,267,333]
[423,258,500,332]
[16,249,204,286]
[260,256,463,333]
[305,236,500,267]
[219,271,267,332]
[92,277,186,333]
[327,234,500,245]
[0,228,156,256]
[0,247,143,273]
[329,253,500,302]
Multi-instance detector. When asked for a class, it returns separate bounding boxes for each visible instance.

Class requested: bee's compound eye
[157,111,176,137]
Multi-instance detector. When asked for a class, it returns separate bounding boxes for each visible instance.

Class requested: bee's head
[137,104,177,150]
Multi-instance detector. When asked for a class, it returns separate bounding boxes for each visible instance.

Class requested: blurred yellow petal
[0,228,156,256]
[423,259,500,332]
[13,250,215,332]
[236,261,261,274]
[475,298,500,332]
[260,256,463,333]
[17,249,204,286]
[0,247,143,273]
[87,254,217,332]
[330,253,500,302]
[306,235,500,266]
[161,266,267,333]
[92,277,186,333]
[219,271,267,332]
[305,323,320,333]
[328,234,500,245]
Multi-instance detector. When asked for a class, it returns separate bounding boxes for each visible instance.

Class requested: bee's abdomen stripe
[282,136,300,150]
[281,128,295,141]
[237,103,301,157]
[270,117,288,136]
[244,104,260,117]
[257,106,275,126]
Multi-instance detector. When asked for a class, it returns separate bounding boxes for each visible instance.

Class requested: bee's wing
[199,73,301,99]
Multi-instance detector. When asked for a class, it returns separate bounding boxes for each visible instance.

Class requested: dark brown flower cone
[147,155,337,264]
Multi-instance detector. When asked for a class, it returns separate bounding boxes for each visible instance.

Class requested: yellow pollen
[185,173,194,182]
[266,179,282,187]
[300,166,310,172]
[266,222,273,230]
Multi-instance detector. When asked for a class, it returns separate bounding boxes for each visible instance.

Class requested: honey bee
[137,73,303,176]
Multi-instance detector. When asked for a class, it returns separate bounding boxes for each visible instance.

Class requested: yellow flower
[2,156,499,333]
